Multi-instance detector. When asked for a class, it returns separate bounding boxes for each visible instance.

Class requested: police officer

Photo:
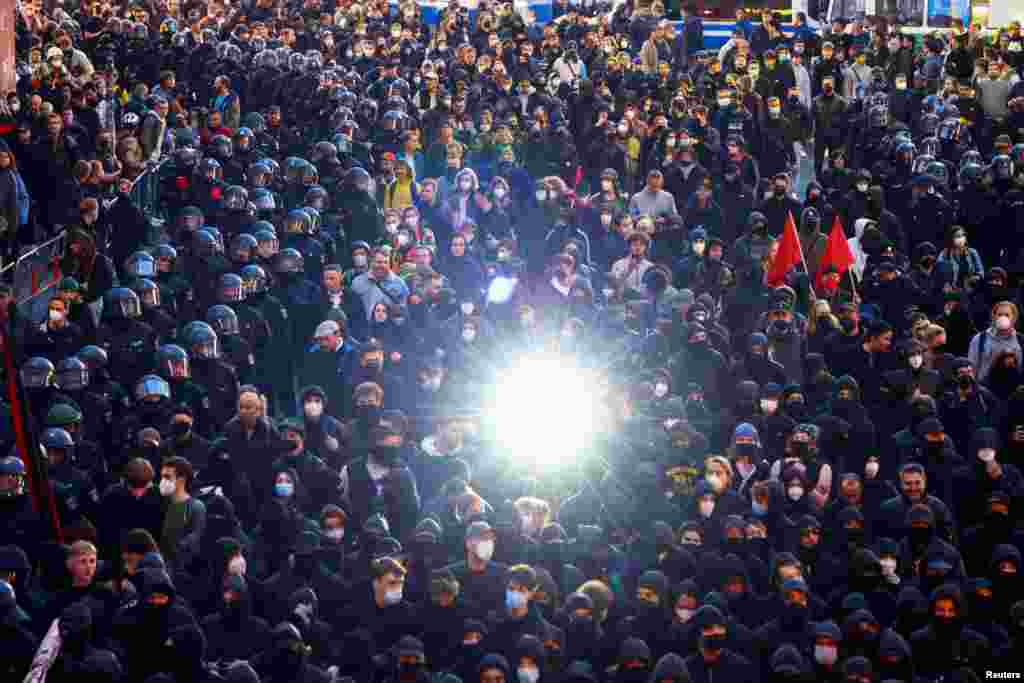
[43,427,100,533]
[241,264,291,417]
[282,209,326,284]
[153,244,195,319]
[188,229,234,312]
[207,304,257,386]
[185,323,240,431]
[95,288,159,389]
[132,278,178,341]
[53,357,113,457]
[156,344,214,439]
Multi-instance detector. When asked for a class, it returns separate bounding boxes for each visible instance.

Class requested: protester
[1,4,1024,683]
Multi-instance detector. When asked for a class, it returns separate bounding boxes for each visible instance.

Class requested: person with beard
[251,622,331,683]
[684,604,757,683]
[200,574,271,661]
[753,578,815,668]
[911,583,991,680]
[109,568,198,681]
[882,459,959,543]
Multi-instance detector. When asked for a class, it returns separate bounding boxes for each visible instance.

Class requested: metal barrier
[128,158,170,222]
[0,232,67,316]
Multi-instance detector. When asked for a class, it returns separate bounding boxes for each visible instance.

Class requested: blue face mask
[751,501,768,517]
[274,482,295,498]
[506,589,528,611]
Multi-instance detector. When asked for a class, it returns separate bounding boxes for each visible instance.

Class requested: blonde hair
[68,540,98,558]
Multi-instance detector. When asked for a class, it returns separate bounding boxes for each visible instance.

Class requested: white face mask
[49,309,64,322]
[895,80,907,90]
[600,214,612,226]
[461,302,475,316]
[462,328,476,342]
[383,587,403,605]
[536,189,548,202]
[856,182,869,193]
[617,124,629,135]
[909,355,923,369]
[865,461,879,478]
[325,528,344,542]
[787,485,804,501]
[459,179,473,192]
[518,668,540,683]
[159,478,176,497]
[385,222,399,234]
[880,557,898,576]
[493,187,507,199]
[692,241,706,256]
[475,540,495,561]
[698,500,714,518]
[760,399,778,414]
[654,382,668,398]
[304,400,323,418]
[814,645,838,666]
[353,254,368,267]
[706,474,724,493]
[953,236,967,248]
[978,448,996,463]
[675,607,695,622]
[228,555,247,576]
[996,315,1013,331]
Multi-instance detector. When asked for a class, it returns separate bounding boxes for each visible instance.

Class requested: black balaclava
[613,637,652,683]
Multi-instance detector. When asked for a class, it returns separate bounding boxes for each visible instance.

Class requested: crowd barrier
[0,232,67,316]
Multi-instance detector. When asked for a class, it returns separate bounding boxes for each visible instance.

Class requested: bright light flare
[492,357,597,467]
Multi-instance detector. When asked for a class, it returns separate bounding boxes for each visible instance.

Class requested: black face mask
[354,404,382,426]
[699,632,727,652]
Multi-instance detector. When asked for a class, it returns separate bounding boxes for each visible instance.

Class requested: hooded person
[875,627,914,681]
[827,548,896,629]
[47,601,121,683]
[953,428,1024,530]
[646,652,691,683]
[287,586,336,670]
[513,633,550,683]
[609,637,652,683]
[712,553,761,630]
[732,333,787,391]
[200,574,272,662]
[560,592,606,666]
[840,608,884,661]
[961,491,1024,577]
[620,569,673,660]
[990,544,1024,617]
[252,621,331,683]
[911,583,991,679]
[753,578,814,667]
[964,576,1011,655]
[683,604,757,683]
[483,564,556,664]
[767,643,811,683]
[110,568,199,681]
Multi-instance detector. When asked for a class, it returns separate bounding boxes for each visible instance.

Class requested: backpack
[12,171,29,226]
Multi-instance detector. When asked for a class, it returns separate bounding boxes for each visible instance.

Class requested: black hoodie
[910,583,991,679]
[200,574,272,661]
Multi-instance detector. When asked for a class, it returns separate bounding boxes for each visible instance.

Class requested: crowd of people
[1,0,1024,682]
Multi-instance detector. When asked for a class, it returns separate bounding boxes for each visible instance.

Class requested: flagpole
[789,212,817,300]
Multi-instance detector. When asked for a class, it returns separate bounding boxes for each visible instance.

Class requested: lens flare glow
[492,357,596,467]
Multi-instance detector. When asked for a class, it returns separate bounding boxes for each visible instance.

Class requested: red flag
[767,212,802,287]
[816,215,855,291]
